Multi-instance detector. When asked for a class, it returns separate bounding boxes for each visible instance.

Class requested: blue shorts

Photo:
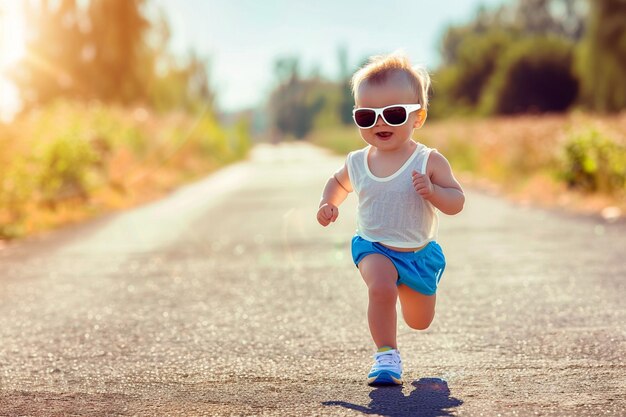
[351,235,446,296]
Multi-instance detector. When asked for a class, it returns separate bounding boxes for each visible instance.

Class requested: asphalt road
[0,142,624,416]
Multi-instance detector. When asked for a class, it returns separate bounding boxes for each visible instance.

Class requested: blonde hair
[351,52,431,110]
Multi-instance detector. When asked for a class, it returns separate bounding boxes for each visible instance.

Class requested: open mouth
[376,132,393,139]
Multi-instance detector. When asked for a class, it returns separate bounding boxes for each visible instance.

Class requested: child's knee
[368,283,398,303]
[404,313,434,330]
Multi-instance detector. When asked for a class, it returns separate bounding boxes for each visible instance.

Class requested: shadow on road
[322,378,462,416]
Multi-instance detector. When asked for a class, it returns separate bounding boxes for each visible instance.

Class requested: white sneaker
[367,348,403,385]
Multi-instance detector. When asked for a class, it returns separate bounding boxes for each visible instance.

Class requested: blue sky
[154,0,510,112]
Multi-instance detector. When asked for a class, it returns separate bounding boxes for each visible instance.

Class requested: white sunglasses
[352,103,422,129]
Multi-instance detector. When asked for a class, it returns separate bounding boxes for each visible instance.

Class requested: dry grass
[0,101,251,240]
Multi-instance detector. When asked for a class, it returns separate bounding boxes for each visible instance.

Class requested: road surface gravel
[1,142,624,416]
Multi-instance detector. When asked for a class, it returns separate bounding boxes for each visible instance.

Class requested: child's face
[355,74,425,152]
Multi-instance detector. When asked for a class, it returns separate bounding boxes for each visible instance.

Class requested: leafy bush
[430,31,515,119]
[482,37,579,114]
[0,101,250,240]
[36,132,105,204]
[451,31,515,107]
[560,127,626,194]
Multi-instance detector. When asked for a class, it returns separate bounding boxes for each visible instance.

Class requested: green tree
[337,46,354,125]
[448,30,514,107]
[577,0,626,112]
[84,0,151,103]
[9,0,87,106]
[267,57,325,139]
[8,0,213,112]
[513,0,586,40]
[9,0,150,106]
[482,37,579,114]
[434,0,587,117]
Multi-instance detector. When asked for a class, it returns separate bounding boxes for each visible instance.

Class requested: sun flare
[0,1,25,121]
[0,1,26,72]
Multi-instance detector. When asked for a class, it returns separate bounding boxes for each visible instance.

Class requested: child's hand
[317,203,338,227]
[412,170,435,200]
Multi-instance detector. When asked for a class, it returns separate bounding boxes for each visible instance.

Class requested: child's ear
[413,109,427,128]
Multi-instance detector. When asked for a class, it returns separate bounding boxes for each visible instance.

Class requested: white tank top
[346,142,439,248]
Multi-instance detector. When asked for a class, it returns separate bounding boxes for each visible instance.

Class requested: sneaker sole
[367,371,403,386]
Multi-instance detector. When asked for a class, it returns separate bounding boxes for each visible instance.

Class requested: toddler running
[316,52,465,385]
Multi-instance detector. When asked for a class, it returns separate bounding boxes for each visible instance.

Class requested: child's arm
[412,152,465,215]
[317,164,353,227]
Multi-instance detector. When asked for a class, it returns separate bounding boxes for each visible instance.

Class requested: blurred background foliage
[6,0,215,111]
[264,0,625,215]
[267,0,626,133]
[0,0,250,239]
[1,0,625,240]
[0,101,250,239]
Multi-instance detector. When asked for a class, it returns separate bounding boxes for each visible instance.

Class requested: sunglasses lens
[382,106,407,125]
[354,109,376,128]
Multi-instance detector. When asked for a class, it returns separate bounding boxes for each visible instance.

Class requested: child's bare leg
[358,254,399,349]
[397,284,436,330]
